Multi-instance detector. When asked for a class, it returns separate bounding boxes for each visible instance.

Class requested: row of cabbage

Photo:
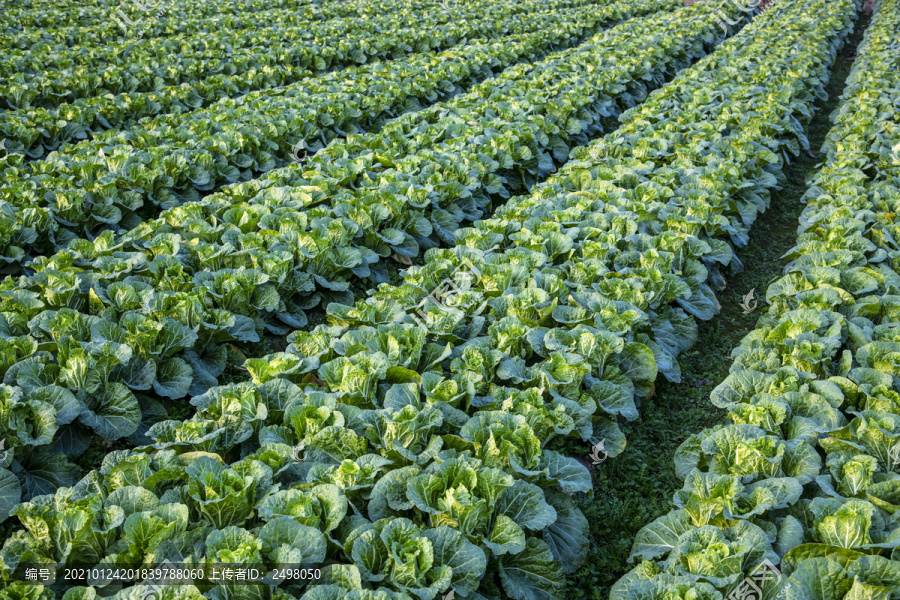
[0,0,728,488]
[0,1,861,599]
[0,0,609,111]
[0,0,740,584]
[610,2,900,600]
[0,0,682,267]
[0,0,634,158]
[0,0,610,55]
[0,0,388,49]
[0,0,605,77]
[1,0,334,28]
[0,0,678,265]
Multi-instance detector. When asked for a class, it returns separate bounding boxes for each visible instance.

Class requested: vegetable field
[0,0,897,599]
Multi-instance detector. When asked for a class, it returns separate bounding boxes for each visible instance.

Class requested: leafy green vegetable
[4,1,849,599]
[615,2,900,598]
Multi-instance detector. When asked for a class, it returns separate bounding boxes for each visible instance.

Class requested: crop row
[0,0,384,49]
[0,0,677,268]
[0,0,605,53]
[0,0,643,158]
[611,2,900,599]
[0,0,730,480]
[0,0,608,111]
[2,0,339,28]
[4,0,714,556]
[1,0,604,77]
[0,1,859,599]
